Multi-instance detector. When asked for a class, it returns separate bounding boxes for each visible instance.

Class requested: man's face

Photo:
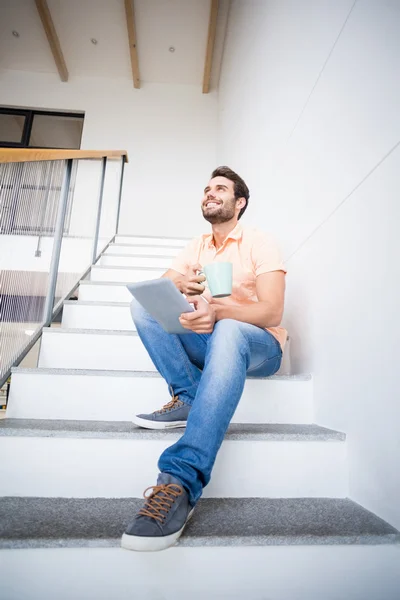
[201,176,238,224]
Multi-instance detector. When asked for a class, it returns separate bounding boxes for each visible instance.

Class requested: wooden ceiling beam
[202,0,219,94]
[124,0,140,89]
[35,0,68,82]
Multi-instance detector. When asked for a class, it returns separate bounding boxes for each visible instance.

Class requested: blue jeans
[131,299,282,506]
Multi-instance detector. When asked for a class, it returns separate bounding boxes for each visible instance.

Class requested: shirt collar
[202,222,243,248]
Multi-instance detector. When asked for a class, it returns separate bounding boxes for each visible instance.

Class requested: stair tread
[110,243,184,249]
[115,234,190,240]
[0,497,398,549]
[43,327,140,336]
[79,280,141,286]
[102,253,177,259]
[92,264,165,271]
[12,367,312,381]
[64,300,131,306]
[0,419,345,440]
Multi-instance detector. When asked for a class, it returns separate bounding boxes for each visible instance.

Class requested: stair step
[38,327,291,374]
[8,368,314,423]
[0,419,338,441]
[78,280,144,303]
[59,301,195,330]
[99,254,173,268]
[62,301,135,330]
[90,265,164,282]
[105,244,181,256]
[1,497,398,550]
[39,328,154,370]
[115,235,189,246]
[0,420,347,497]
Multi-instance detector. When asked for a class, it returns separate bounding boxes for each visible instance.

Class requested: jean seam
[246,339,281,350]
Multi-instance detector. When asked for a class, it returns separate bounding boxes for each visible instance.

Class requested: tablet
[127,278,195,334]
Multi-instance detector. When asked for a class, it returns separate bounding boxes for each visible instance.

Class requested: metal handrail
[0,149,128,164]
[0,150,128,388]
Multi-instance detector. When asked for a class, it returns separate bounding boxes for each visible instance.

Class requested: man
[121,166,287,552]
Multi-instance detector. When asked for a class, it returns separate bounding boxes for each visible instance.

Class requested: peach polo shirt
[170,222,288,350]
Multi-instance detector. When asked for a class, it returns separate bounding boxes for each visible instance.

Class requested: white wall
[0,70,218,237]
[218,0,400,528]
[0,236,92,273]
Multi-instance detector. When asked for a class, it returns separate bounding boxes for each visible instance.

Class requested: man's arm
[162,269,183,290]
[213,271,285,329]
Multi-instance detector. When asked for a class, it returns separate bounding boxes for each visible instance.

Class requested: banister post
[115,156,126,235]
[91,156,107,264]
[43,158,73,325]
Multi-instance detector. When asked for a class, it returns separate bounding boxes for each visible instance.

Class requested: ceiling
[0,0,230,89]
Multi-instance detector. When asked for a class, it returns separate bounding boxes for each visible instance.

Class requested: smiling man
[121,166,287,552]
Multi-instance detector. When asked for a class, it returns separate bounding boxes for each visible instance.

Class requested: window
[0,111,29,144]
[0,107,84,149]
[0,107,82,235]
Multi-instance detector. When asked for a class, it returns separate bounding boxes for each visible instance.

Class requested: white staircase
[1,234,399,600]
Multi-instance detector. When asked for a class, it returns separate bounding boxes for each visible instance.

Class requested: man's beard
[202,199,236,224]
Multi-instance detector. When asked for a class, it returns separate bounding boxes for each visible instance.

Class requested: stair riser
[41,331,294,380]
[99,255,173,268]
[90,267,164,283]
[39,332,153,371]
[2,547,399,600]
[7,372,314,423]
[60,303,195,331]
[105,245,180,257]
[0,437,347,497]
[62,303,135,331]
[78,284,134,303]
[115,236,188,246]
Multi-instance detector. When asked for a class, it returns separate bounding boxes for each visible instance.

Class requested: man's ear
[236,197,246,210]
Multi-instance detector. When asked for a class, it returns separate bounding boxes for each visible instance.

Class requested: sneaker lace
[155,394,183,415]
[138,484,183,524]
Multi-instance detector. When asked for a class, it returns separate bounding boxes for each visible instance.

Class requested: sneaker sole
[132,415,187,430]
[120,509,194,552]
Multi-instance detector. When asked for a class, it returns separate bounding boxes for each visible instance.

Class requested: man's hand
[178,263,206,296]
[179,295,216,333]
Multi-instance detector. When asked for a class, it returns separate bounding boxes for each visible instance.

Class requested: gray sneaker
[132,395,191,429]
[121,473,194,552]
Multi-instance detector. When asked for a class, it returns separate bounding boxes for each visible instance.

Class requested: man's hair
[211,166,250,220]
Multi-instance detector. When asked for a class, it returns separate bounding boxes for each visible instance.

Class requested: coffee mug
[203,262,233,298]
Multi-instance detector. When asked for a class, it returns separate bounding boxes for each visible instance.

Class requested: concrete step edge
[92,265,164,271]
[0,497,398,549]
[79,280,134,287]
[64,301,131,307]
[11,367,312,382]
[43,328,139,337]
[109,243,184,249]
[101,253,177,259]
[114,234,190,240]
[0,420,345,441]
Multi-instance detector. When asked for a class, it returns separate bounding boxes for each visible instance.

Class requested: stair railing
[0,148,128,388]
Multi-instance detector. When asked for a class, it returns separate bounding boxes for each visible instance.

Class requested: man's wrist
[174,276,184,293]
[213,304,225,321]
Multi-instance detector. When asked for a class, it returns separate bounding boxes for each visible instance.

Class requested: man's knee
[212,319,247,346]
[210,319,250,365]
[214,318,242,335]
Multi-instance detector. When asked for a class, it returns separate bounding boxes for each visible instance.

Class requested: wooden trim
[124,0,140,89]
[35,0,69,82]
[0,149,128,164]
[202,0,219,94]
